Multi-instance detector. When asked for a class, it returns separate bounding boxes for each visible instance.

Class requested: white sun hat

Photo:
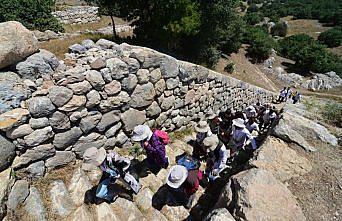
[232,118,246,128]
[195,121,210,133]
[166,165,188,189]
[131,125,153,142]
[203,135,220,151]
[82,147,106,171]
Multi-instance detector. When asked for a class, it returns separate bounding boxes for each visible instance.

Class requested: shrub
[318,26,342,48]
[224,62,235,74]
[271,21,288,37]
[0,0,64,32]
[247,3,259,13]
[198,46,221,68]
[244,12,263,25]
[323,102,342,127]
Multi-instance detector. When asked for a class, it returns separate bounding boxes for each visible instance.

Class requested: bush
[323,102,342,127]
[0,0,64,32]
[270,21,288,37]
[247,3,259,13]
[318,26,342,48]
[198,46,221,68]
[244,26,275,62]
[224,62,235,74]
[244,12,263,25]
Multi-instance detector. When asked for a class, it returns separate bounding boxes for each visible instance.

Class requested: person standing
[230,118,257,157]
[132,125,169,174]
[193,121,213,160]
[277,87,287,103]
[292,91,301,104]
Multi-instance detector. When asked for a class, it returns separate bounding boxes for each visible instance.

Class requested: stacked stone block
[52,6,100,24]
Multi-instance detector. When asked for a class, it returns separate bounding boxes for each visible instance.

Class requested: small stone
[46,151,76,170]
[72,133,107,157]
[6,124,33,139]
[67,80,92,95]
[86,70,105,90]
[121,108,146,132]
[96,110,120,132]
[161,96,175,111]
[24,126,54,147]
[22,161,45,179]
[137,69,149,84]
[160,56,179,79]
[100,68,112,83]
[149,68,162,83]
[0,108,29,131]
[166,78,179,90]
[86,90,101,108]
[29,117,49,129]
[146,101,161,118]
[48,86,73,107]
[105,122,122,138]
[121,74,138,92]
[106,58,129,80]
[12,144,55,168]
[7,180,30,210]
[28,97,55,118]
[123,57,140,74]
[81,39,95,49]
[59,95,86,112]
[53,127,83,150]
[96,39,118,49]
[154,79,166,96]
[49,111,71,130]
[79,111,102,133]
[69,44,86,54]
[90,58,106,70]
[104,80,121,96]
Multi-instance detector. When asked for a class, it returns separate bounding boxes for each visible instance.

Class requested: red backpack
[154,130,170,145]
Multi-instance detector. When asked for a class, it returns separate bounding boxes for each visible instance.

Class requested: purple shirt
[142,133,166,167]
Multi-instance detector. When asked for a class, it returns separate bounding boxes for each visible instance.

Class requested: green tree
[318,26,342,48]
[244,12,263,25]
[0,0,63,32]
[270,21,288,37]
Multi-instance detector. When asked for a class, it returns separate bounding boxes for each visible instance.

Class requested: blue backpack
[177,155,200,170]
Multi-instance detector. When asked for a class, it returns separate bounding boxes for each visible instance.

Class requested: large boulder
[0,21,38,69]
[16,49,59,80]
[0,72,31,114]
[301,71,342,91]
[7,179,30,210]
[205,208,235,221]
[0,135,16,171]
[111,198,146,221]
[0,168,14,219]
[24,187,47,221]
[249,136,312,182]
[231,168,306,221]
[50,180,76,218]
[68,167,92,206]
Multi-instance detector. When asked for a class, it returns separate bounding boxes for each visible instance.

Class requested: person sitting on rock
[230,118,257,157]
[203,135,228,181]
[166,165,202,209]
[193,121,213,160]
[131,125,169,174]
[82,147,140,203]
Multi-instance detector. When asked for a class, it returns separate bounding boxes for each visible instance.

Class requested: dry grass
[282,16,331,39]
[328,46,342,57]
[63,16,128,33]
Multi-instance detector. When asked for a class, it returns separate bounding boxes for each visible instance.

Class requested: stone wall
[52,6,100,24]
[0,38,275,173]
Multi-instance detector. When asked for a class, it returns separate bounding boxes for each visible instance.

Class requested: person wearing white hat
[82,147,138,202]
[230,118,257,157]
[245,105,257,119]
[166,165,202,209]
[207,110,222,135]
[131,125,169,174]
[194,121,213,160]
[203,135,228,180]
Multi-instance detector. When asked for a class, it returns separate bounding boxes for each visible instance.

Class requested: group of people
[277,87,301,104]
[81,102,279,209]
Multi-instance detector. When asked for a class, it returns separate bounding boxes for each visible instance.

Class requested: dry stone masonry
[52,6,100,24]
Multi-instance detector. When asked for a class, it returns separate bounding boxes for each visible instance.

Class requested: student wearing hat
[230,118,257,157]
[166,165,202,209]
[82,147,133,202]
[203,135,228,180]
[207,110,221,134]
[132,125,168,174]
[194,121,213,160]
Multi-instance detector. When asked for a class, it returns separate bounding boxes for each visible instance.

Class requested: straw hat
[203,135,219,151]
[82,147,106,171]
[131,125,153,142]
[232,118,246,128]
[195,121,210,133]
[166,165,188,189]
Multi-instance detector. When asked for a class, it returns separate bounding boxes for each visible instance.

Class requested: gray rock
[96,39,118,49]
[130,83,156,108]
[123,57,140,74]
[121,108,146,132]
[49,111,71,130]
[0,168,13,219]
[160,56,179,78]
[214,180,233,209]
[104,80,121,96]
[154,79,166,96]
[166,77,179,90]
[59,95,86,112]
[106,58,129,80]
[98,91,130,112]
[137,69,149,84]
[81,39,95,49]
[22,161,45,179]
[12,144,55,168]
[16,49,59,81]
[67,80,92,95]
[68,44,86,54]
[160,96,175,111]
[50,180,76,217]
[105,122,122,138]
[29,117,49,129]
[85,70,105,90]
[68,167,93,207]
[149,68,162,83]
[0,72,30,114]
[0,135,15,172]
[53,127,83,150]
[0,21,38,69]
[116,132,129,146]
[96,110,120,132]
[48,86,73,107]
[79,111,102,133]
[301,71,342,91]
[46,151,76,170]
[86,90,101,108]
[100,68,112,83]
[24,126,54,147]
[205,208,235,221]
[28,97,55,118]
[72,133,107,157]
[6,124,33,139]
[90,58,106,70]
[146,101,161,118]
[24,187,47,221]
[122,74,138,92]
[7,180,30,210]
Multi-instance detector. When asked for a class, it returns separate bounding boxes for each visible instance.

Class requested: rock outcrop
[51,6,100,24]
[0,21,38,69]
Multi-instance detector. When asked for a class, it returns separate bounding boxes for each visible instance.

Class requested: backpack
[177,155,200,170]
[154,130,170,145]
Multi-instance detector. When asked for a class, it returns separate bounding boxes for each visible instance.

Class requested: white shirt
[280,89,287,97]
[246,122,259,133]
[245,106,257,118]
[232,128,257,150]
[213,144,228,171]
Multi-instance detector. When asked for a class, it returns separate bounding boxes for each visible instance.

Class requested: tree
[270,21,288,37]
[318,26,342,48]
[0,0,63,32]
[85,0,124,37]
[244,12,263,25]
